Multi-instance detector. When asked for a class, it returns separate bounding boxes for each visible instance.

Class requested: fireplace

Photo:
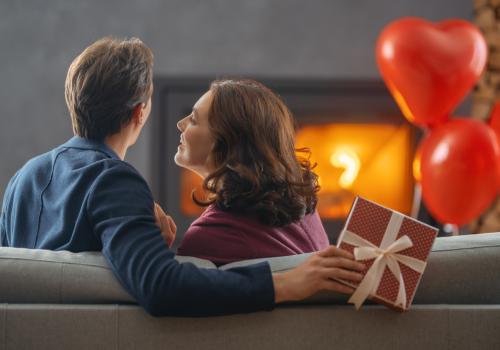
[150,78,419,245]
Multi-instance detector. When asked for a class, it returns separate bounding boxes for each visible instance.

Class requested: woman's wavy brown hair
[195,79,320,227]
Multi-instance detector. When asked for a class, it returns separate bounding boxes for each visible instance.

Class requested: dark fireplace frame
[149,77,421,244]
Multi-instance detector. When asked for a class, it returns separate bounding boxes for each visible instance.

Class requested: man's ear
[131,103,145,126]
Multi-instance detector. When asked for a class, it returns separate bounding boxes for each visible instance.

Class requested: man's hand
[272,246,365,303]
[154,202,177,247]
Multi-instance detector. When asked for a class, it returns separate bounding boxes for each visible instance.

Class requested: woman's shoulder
[177,205,259,264]
[296,210,330,247]
[185,205,273,248]
[192,205,261,228]
[300,210,324,225]
[194,205,324,235]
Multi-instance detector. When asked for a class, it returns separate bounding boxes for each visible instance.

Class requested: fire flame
[330,148,361,188]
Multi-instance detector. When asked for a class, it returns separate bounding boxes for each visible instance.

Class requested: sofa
[0,232,500,350]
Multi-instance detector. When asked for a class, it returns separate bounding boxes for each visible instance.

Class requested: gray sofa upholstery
[1,233,500,350]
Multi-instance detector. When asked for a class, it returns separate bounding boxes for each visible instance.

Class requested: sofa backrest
[0,248,134,304]
[1,232,499,305]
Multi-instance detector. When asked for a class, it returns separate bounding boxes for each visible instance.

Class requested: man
[0,37,364,317]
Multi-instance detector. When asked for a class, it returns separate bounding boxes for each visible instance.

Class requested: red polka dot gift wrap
[336,196,439,311]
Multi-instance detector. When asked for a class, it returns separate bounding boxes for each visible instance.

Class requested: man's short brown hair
[65,37,153,140]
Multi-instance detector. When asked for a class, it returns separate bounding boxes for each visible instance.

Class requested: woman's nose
[177,117,186,131]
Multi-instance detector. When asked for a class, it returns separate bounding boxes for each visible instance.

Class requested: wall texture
[0,0,472,199]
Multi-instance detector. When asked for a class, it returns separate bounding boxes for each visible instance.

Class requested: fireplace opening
[296,123,413,219]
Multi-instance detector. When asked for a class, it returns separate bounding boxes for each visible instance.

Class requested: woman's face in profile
[174,90,215,178]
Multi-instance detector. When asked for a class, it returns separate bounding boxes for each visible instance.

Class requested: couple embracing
[0,37,364,316]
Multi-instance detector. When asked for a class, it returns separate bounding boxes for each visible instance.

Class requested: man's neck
[104,133,129,160]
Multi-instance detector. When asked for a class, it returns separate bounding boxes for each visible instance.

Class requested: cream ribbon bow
[342,213,427,310]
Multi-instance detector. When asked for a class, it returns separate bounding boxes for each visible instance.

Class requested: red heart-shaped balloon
[376,18,487,128]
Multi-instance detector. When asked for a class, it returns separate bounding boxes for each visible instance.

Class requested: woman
[175,79,329,265]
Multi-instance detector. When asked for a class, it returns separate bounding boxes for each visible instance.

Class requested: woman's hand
[154,202,177,247]
[272,245,365,303]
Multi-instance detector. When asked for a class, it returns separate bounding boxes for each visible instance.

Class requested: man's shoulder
[10,141,145,197]
[89,159,146,190]
[19,148,56,172]
[5,147,58,192]
[14,143,133,178]
[85,158,152,204]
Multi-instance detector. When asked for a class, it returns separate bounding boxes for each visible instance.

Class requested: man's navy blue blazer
[0,137,274,316]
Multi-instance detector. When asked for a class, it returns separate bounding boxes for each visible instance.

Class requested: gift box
[336,196,438,311]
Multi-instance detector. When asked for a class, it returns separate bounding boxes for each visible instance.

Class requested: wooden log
[474,0,488,9]
[487,72,500,86]
[469,198,500,234]
[471,99,492,120]
[476,7,496,29]
[485,31,500,49]
[488,52,500,70]
[472,0,500,232]
[474,86,496,100]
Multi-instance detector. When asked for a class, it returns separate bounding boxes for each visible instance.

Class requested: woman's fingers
[154,203,161,224]
[167,215,177,235]
[165,216,177,247]
[154,202,177,247]
[161,216,176,247]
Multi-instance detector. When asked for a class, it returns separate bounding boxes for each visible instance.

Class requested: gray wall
[0,0,473,199]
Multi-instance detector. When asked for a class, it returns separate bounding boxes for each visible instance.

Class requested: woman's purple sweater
[177,205,330,265]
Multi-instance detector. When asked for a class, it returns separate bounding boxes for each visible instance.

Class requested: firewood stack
[471,0,500,233]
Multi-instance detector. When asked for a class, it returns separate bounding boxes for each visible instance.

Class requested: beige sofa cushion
[0,232,499,304]
[0,248,134,303]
